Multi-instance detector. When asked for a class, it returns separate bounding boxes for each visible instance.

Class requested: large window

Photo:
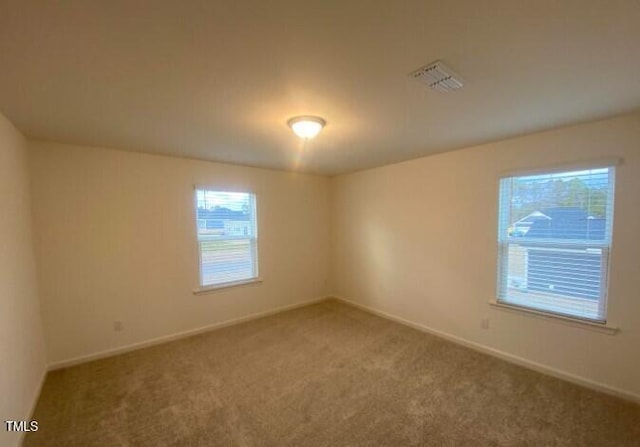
[497,165,615,322]
[195,189,258,288]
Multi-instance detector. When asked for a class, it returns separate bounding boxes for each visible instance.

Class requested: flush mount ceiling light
[287,116,326,139]
[410,60,464,92]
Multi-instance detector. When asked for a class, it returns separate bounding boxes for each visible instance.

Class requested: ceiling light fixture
[287,116,326,139]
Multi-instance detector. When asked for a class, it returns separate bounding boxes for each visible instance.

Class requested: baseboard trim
[48,296,331,371]
[46,295,640,403]
[332,296,640,405]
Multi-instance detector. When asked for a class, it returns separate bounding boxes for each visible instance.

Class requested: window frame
[495,162,617,324]
[193,187,261,293]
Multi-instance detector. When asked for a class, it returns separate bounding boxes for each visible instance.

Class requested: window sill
[488,299,619,335]
[194,277,263,295]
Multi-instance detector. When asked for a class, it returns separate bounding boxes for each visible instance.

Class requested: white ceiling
[1,1,639,175]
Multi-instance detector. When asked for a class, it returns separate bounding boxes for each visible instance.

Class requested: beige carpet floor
[24,299,640,447]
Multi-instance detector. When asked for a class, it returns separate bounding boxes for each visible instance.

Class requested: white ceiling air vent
[410,60,464,92]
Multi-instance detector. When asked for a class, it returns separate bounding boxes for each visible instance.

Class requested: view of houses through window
[497,166,615,322]
[195,189,258,288]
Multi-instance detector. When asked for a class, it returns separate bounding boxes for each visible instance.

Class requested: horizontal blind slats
[497,166,614,322]
[195,190,258,287]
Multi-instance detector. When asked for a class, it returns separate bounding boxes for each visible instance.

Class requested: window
[195,189,258,288]
[497,165,615,322]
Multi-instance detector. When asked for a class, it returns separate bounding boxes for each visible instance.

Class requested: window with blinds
[497,165,615,322]
[195,189,258,288]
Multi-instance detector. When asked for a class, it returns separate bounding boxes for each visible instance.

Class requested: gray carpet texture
[24,299,640,447]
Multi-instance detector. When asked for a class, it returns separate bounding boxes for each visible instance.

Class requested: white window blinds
[497,166,615,322]
[195,189,258,288]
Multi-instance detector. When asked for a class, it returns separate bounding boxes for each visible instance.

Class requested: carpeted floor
[24,299,640,447]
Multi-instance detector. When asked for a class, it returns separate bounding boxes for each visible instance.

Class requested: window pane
[196,191,256,240]
[497,166,614,322]
[527,248,602,300]
[503,168,611,242]
[200,239,256,286]
[195,190,258,287]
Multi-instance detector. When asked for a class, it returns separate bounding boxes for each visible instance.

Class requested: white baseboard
[332,295,640,405]
[48,296,331,371]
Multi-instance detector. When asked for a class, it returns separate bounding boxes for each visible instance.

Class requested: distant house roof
[197,207,250,221]
[514,211,551,226]
[526,207,605,240]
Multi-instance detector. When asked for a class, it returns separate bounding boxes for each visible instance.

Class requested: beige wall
[0,113,47,447]
[29,142,330,366]
[330,113,640,400]
[12,111,640,421]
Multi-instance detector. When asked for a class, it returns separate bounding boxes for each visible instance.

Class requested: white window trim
[488,299,619,335]
[193,187,260,292]
[193,277,263,295]
[498,157,622,179]
[495,161,618,325]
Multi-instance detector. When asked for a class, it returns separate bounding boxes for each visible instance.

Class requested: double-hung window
[195,189,258,289]
[497,165,616,322]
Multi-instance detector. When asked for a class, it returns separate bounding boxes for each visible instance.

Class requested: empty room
[2,1,640,446]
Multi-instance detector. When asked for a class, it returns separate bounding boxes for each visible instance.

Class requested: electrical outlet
[480,318,490,330]
[113,321,123,332]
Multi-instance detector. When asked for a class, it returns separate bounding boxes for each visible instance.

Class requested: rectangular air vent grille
[410,61,464,92]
